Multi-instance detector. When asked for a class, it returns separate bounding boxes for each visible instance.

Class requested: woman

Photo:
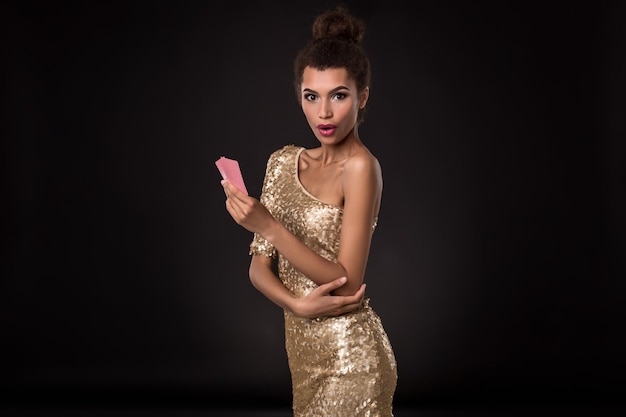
[221,5,397,416]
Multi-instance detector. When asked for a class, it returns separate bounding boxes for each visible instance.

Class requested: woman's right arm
[249,255,366,319]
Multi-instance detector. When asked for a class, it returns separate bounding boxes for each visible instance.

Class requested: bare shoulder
[344,148,382,177]
[342,147,383,215]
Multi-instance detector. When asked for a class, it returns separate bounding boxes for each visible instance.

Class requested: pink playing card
[215,156,248,195]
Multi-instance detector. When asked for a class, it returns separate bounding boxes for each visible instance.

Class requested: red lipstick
[317,124,336,137]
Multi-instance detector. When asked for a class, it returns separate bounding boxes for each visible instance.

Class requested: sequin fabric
[249,145,398,417]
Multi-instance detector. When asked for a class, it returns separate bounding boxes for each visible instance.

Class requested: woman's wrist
[260,218,281,244]
[285,293,301,316]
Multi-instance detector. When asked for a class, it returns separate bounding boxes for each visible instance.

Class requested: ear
[359,87,370,109]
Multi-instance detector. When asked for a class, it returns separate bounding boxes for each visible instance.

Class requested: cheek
[339,102,359,119]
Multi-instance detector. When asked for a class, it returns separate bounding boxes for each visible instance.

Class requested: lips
[317,124,336,137]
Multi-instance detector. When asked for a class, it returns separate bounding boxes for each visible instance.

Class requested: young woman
[221,5,397,416]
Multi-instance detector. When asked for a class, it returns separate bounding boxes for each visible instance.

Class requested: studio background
[2,0,625,411]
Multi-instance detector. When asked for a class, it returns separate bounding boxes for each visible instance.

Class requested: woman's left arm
[331,154,382,295]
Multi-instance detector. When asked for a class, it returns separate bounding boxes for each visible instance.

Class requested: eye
[304,93,318,102]
[331,92,347,101]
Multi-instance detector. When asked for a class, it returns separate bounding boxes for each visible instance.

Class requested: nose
[318,100,332,119]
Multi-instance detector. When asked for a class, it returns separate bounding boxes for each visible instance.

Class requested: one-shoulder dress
[249,145,398,417]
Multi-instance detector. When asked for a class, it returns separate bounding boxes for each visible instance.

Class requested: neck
[319,126,362,165]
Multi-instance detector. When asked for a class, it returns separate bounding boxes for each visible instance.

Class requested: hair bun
[311,5,365,44]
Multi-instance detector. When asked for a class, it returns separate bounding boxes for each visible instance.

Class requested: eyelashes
[303,92,348,102]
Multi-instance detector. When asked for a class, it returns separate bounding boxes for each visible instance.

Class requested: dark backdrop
[2,0,625,411]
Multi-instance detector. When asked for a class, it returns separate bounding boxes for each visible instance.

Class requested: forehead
[301,67,355,90]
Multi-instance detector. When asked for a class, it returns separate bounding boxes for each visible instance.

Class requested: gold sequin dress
[249,145,398,417]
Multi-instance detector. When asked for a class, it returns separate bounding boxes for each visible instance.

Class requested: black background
[2,0,625,412]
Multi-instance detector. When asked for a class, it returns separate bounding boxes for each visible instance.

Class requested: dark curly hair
[293,5,371,124]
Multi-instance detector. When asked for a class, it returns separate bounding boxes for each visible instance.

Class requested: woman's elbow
[331,276,364,296]
[248,263,260,289]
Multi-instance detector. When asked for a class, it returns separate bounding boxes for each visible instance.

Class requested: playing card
[215,156,248,195]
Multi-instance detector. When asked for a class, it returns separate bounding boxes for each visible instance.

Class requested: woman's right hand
[222,180,277,236]
[292,277,366,319]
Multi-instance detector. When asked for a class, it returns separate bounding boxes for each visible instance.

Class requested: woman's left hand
[222,180,275,235]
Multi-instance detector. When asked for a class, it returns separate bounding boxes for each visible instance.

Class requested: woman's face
[300,66,368,145]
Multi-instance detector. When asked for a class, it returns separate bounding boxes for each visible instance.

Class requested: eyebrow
[302,86,351,94]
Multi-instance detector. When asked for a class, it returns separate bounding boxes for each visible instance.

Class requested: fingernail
[221,180,226,185]
[339,277,347,283]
